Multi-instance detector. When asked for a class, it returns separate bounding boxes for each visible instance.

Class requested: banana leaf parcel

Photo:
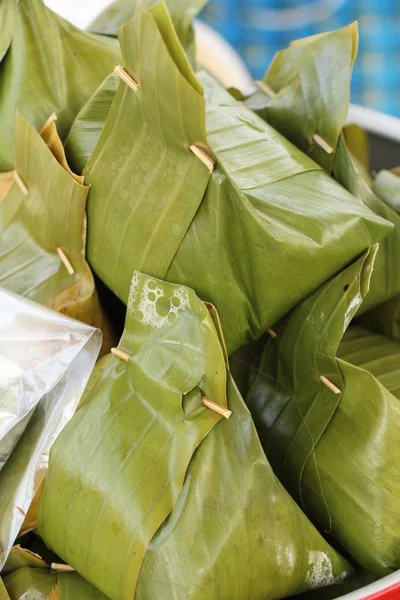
[37,271,351,600]
[245,246,400,575]
[358,169,400,341]
[81,2,391,355]
[0,0,121,171]
[2,546,107,600]
[0,111,115,355]
[247,23,400,315]
[247,23,358,173]
[0,287,101,571]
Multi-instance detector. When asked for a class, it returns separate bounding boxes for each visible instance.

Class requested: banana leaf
[333,136,400,313]
[0,579,9,600]
[0,288,101,570]
[4,567,57,600]
[37,271,351,600]
[87,0,206,65]
[0,111,115,356]
[3,568,108,600]
[248,24,400,314]
[343,124,371,181]
[246,23,357,172]
[0,0,13,64]
[288,570,378,600]
[338,325,400,398]
[64,74,119,175]
[357,169,400,340]
[2,547,107,600]
[245,246,400,575]
[83,2,391,355]
[0,0,121,171]
[3,547,47,575]
[374,169,400,214]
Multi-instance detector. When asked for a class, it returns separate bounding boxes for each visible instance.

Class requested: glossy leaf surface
[246,248,400,574]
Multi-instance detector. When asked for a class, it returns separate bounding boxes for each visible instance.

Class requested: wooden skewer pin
[202,396,232,419]
[56,247,74,275]
[267,328,277,338]
[256,80,278,99]
[313,133,333,155]
[111,347,130,362]
[14,171,28,195]
[51,564,75,573]
[114,65,139,92]
[319,375,341,395]
[189,144,215,173]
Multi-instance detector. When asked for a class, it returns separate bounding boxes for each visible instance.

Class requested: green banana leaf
[247,23,357,172]
[333,135,400,313]
[57,573,109,600]
[4,567,57,599]
[87,0,206,65]
[338,325,400,398]
[3,567,104,600]
[245,246,400,575]
[343,124,371,182]
[0,0,121,171]
[0,0,14,64]
[64,74,119,175]
[357,169,400,340]
[0,111,115,355]
[38,271,351,600]
[3,547,47,576]
[0,579,10,600]
[2,547,107,600]
[288,570,378,600]
[83,2,391,355]
[248,24,400,314]
[374,169,400,213]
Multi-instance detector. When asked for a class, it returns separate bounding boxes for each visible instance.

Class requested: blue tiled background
[201,0,400,116]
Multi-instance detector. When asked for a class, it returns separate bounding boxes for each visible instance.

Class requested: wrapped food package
[80,3,391,355]
[37,272,351,600]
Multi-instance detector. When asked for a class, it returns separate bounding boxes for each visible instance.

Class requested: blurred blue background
[201,0,400,116]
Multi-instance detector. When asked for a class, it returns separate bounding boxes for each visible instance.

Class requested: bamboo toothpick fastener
[51,563,75,573]
[189,144,215,173]
[13,171,28,195]
[111,347,130,362]
[319,375,341,395]
[267,328,277,338]
[256,80,278,98]
[114,65,139,92]
[312,133,334,155]
[202,396,232,419]
[56,247,74,275]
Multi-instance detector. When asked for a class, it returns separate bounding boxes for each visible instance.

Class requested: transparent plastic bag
[0,287,101,569]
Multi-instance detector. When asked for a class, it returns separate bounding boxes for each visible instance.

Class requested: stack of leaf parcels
[1,0,400,598]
